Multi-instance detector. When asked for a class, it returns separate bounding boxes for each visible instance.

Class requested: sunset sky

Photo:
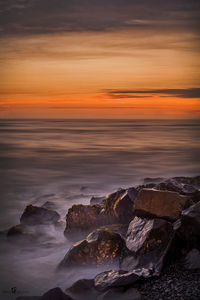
[0,0,200,118]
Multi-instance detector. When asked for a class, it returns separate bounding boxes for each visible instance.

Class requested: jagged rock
[97,287,141,300]
[94,270,139,291]
[184,249,200,269]
[103,188,138,224]
[41,287,73,300]
[90,196,106,205]
[175,201,200,250]
[59,229,125,269]
[64,204,102,239]
[66,279,100,300]
[120,216,174,276]
[7,224,37,243]
[134,189,191,221]
[20,205,60,226]
[156,178,198,196]
[173,176,200,187]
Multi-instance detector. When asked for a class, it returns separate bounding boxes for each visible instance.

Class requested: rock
[64,204,102,239]
[94,270,139,292]
[173,176,200,187]
[66,279,100,300]
[41,288,73,300]
[20,205,60,226]
[184,249,200,269]
[103,188,138,224]
[7,224,37,243]
[90,196,106,205]
[59,229,125,269]
[156,178,198,196]
[100,224,129,238]
[134,189,191,221]
[120,216,174,276]
[16,297,40,300]
[97,287,141,300]
[176,201,200,250]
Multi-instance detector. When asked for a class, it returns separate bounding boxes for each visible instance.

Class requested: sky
[0,0,200,119]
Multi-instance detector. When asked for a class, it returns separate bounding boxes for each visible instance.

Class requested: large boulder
[94,270,139,292]
[64,204,102,239]
[59,229,125,269]
[156,178,198,196]
[41,287,73,300]
[120,216,174,276]
[103,188,138,224]
[20,205,60,226]
[175,201,200,250]
[134,189,191,221]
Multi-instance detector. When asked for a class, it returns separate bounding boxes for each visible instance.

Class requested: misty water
[0,119,200,299]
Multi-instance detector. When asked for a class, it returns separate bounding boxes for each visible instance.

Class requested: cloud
[0,0,199,37]
[106,88,200,99]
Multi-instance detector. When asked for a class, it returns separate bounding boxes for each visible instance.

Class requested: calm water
[0,118,200,298]
[0,118,200,228]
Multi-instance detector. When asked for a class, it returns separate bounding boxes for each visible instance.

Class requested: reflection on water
[0,119,200,298]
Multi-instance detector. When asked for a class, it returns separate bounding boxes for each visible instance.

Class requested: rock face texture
[94,270,139,291]
[64,204,102,238]
[103,188,138,224]
[176,201,200,250]
[155,179,198,196]
[120,217,174,276]
[59,229,125,268]
[184,249,200,270]
[97,287,141,300]
[134,189,190,221]
[20,205,60,226]
[66,279,100,300]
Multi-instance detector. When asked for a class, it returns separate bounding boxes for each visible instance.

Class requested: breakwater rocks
[14,175,200,299]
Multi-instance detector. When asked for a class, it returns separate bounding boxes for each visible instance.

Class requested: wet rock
[184,249,200,270]
[103,188,138,224]
[97,287,141,300]
[7,224,37,243]
[20,205,60,226]
[94,270,139,292]
[100,224,129,238]
[41,287,73,300]
[134,189,190,221]
[176,201,200,250]
[90,196,106,205]
[64,204,102,239]
[66,279,100,300]
[156,178,198,196]
[59,229,125,269]
[120,216,174,276]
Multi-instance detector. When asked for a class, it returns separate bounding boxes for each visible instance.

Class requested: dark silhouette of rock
[90,196,106,205]
[40,288,73,300]
[175,201,200,250]
[7,224,37,243]
[183,249,200,269]
[134,189,190,221]
[97,287,141,300]
[16,297,40,300]
[42,201,57,210]
[66,279,100,300]
[20,205,60,226]
[59,229,125,269]
[94,270,139,291]
[156,178,198,196]
[120,217,174,276]
[64,204,102,239]
[173,176,200,187]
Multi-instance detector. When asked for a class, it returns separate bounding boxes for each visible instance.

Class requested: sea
[0,118,200,298]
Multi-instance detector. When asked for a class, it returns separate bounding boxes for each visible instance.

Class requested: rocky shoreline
[5,175,200,299]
